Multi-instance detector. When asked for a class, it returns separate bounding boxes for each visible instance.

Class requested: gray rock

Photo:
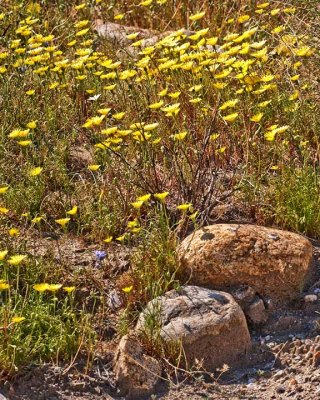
[107,289,122,310]
[113,334,161,399]
[136,286,251,371]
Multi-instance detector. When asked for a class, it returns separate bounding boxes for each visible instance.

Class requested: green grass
[251,166,320,237]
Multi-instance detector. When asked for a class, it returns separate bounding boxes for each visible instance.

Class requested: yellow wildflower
[177,203,192,211]
[154,192,169,202]
[74,20,89,29]
[47,284,62,292]
[0,282,10,290]
[122,286,133,293]
[9,228,20,237]
[55,218,70,227]
[18,140,32,147]
[222,113,239,122]
[12,316,25,323]
[238,15,250,24]
[250,113,264,122]
[131,200,144,209]
[158,88,168,97]
[8,255,27,266]
[137,194,151,202]
[140,0,152,5]
[98,108,111,115]
[29,167,43,177]
[26,120,37,129]
[189,11,206,21]
[113,112,125,120]
[0,250,8,261]
[31,216,42,223]
[173,131,188,141]
[33,283,49,292]
[161,103,180,117]
[76,28,89,37]
[88,165,101,171]
[0,186,8,194]
[9,129,30,139]
[219,99,239,111]
[116,234,126,242]
[149,100,164,109]
[66,206,78,215]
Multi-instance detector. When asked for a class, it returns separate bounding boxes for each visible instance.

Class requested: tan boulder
[136,286,251,371]
[67,146,93,172]
[113,334,161,399]
[178,224,313,302]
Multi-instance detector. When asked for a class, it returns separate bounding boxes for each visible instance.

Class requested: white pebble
[304,294,318,303]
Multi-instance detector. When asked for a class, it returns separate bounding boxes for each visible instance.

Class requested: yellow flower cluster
[0,1,317,359]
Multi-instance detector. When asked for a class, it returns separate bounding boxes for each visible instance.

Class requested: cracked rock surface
[178,224,314,302]
[136,285,251,370]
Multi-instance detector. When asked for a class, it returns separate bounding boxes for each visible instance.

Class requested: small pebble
[289,378,298,386]
[276,386,286,394]
[273,370,285,380]
[268,233,280,241]
[304,294,318,303]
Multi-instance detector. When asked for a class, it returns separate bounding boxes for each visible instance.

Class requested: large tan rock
[178,224,313,302]
[136,286,251,371]
[113,334,161,399]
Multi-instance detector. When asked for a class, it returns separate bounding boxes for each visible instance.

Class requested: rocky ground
[1,230,320,400]
[1,329,320,400]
